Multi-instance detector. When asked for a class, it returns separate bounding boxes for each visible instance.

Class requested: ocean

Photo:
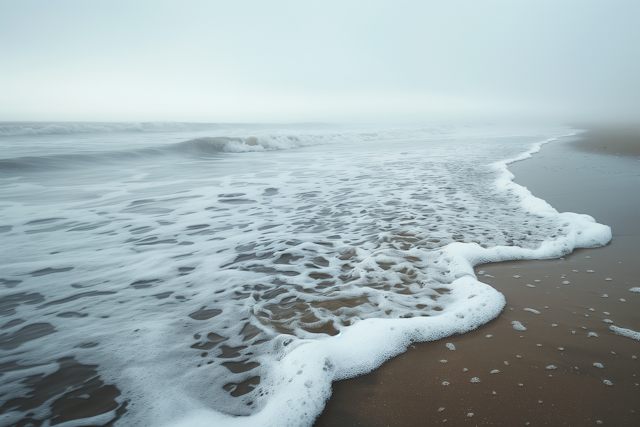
[0,123,611,427]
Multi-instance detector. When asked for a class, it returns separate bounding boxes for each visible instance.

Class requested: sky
[1,0,639,124]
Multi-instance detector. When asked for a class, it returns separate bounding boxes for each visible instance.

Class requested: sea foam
[0,125,612,427]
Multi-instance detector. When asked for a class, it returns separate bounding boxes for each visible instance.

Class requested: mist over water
[0,124,611,426]
[1,2,639,123]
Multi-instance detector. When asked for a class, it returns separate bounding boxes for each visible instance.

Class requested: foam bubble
[446,342,456,351]
[512,321,527,331]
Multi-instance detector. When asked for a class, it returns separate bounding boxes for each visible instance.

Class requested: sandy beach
[314,127,640,426]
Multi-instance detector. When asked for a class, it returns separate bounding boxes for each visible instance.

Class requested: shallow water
[0,123,611,426]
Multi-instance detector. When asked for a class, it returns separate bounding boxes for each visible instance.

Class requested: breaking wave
[0,125,459,172]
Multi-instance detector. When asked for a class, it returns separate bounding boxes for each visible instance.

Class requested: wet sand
[314,127,640,427]
[570,125,640,158]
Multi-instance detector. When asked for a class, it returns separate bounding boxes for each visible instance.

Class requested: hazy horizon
[1,1,639,124]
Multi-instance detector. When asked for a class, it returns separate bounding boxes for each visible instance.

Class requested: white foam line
[610,325,640,341]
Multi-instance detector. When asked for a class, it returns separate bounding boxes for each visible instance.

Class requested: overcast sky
[1,0,638,124]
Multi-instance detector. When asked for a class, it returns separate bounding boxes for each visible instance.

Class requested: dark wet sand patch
[571,125,640,158]
[315,126,640,426]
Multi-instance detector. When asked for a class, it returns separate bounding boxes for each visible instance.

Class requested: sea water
[0,123,611,427]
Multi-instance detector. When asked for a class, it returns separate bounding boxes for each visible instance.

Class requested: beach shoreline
[314,126,640,426]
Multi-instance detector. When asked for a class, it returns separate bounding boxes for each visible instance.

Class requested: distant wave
[0,121,221,136]
[0,126,459,172]
[174,126,459,154]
